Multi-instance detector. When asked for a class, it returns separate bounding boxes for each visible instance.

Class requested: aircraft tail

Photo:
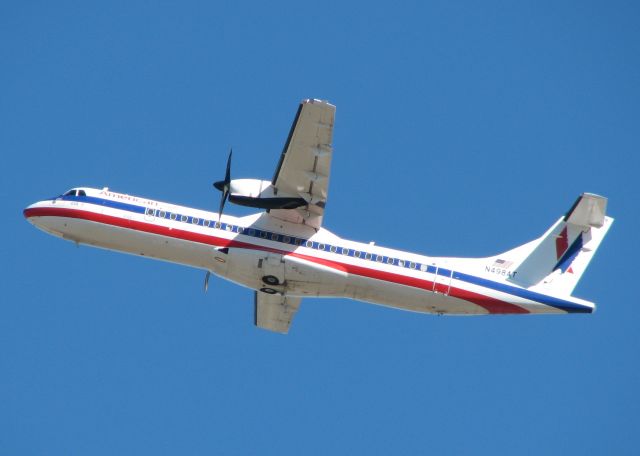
[497,193,613,296]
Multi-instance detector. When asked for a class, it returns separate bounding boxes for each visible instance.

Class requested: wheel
[262,275,280,286]
[260,287,278,295]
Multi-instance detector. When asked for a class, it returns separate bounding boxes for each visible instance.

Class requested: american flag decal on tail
[492,259,513,269]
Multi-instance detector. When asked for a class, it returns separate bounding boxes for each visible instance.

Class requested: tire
[262,275,280,286]
[260,287,278,295]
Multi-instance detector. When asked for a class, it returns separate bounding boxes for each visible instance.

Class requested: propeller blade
[225,148,232,185]
[218,189,227,222]
[204,271,211,293]
[213,148,233,222]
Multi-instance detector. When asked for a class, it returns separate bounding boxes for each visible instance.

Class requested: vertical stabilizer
[502,194,613,296]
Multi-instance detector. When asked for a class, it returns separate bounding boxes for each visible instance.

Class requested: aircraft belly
[219,250,348,295]
[422,292,489,315]
[39,216,222,271]
[347,274,488,315]
[221,248,267,291]
[283,255,348,297]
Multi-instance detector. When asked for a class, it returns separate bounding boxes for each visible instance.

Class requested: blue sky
[2,1,639,454]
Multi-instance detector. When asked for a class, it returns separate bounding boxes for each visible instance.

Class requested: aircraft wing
[254,292,302,334]
[269,99,335,230]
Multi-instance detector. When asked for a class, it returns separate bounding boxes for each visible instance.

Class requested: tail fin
[500,193,613,296]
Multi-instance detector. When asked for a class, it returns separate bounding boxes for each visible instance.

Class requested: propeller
[213,148,232,221]
[206,150,232,292]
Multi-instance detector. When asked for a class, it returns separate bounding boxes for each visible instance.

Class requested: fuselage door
[433,266,453,295]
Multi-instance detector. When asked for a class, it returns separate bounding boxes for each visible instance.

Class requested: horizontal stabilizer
[564,193,607,229]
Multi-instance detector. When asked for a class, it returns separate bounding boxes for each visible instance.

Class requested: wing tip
[302,98,335,109]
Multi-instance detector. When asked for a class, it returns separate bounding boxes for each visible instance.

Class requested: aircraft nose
[24,200,49,221]
[23,203,37,219]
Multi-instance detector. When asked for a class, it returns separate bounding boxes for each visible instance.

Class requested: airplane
[24,99,613,334]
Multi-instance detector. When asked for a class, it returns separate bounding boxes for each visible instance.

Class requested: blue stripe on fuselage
[61,195,146,214]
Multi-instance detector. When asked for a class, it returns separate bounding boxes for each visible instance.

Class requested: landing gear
[262,275,280,286]
[259,287,278,295]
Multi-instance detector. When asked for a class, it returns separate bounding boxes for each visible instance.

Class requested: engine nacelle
[227,179,307,210]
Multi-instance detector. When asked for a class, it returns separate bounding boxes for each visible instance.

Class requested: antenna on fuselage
[204,271,211,292]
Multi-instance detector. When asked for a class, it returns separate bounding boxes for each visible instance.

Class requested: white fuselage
[24,187,593,315]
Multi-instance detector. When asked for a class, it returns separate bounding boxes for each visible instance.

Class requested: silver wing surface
[254,292,302,334]
[269,99,335,230]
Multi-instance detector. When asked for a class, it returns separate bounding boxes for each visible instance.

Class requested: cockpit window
[78,190,86,196]
[63,189,77,196]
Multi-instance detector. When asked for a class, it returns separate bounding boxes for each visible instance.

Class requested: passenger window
[355,251,361,258]
[271,233,279,241]
[237,227,244,234]
[420,264,428,272]
[330,245,337,253]
[248,228,256,236]
[227,224,234,231]
[398,259,405,267]
[214,222,221,229]
[364,253,372,260]
[295,238,303,246]
[387,257,394,264]
[318,243,325,251]
[342,248,350,255]
[305,240,313,248]
[282,236,291,244]
[158,211,166,218]
[260,231,268,239]
[180,215,188,222]
[376,255,383,262]
[170,213,177,220]
[145,208,155,216]
[410,262,416,269]
[192,217,199,225]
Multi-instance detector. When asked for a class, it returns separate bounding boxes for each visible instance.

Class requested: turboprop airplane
[24,99,613,334]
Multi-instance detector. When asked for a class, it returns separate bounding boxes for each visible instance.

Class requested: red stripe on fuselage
[304,255,529,314]
[24,206,530,314]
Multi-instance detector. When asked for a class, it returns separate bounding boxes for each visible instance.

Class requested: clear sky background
[2,1,639,454]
